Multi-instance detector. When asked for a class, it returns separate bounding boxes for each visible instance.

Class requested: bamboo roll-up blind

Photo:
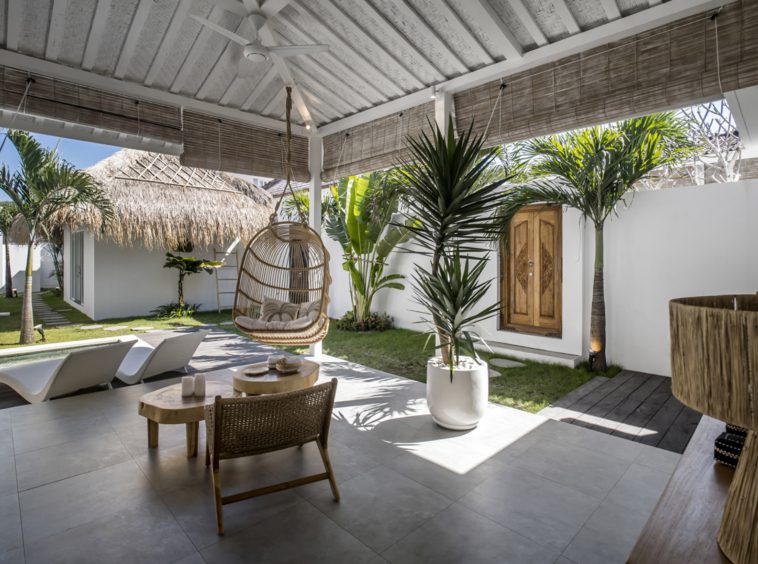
[454,0,758,148]
[181,111,310,181]
[0,66,182,143]
[322,102,435,180]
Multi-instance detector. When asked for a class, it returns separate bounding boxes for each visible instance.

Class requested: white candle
[194,374,206,397]
[181,376,195,397]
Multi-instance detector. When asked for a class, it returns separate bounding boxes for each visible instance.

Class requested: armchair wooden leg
[317,442,340,502]
[212,466,224,535]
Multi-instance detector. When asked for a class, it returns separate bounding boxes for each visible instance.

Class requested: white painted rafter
[6,0,22,51]
[240,64,278,110]
[509,0,548,46]
[319,0,733,136]
[357,0,445,82]
[195,16,253,100]
[600,0,622,21]
[554,0,581,35]
[262,87,285,116]
[45,0,69,61]
[288,2,405,98]
[144,0,193,87]
[431,0,493,66]
[320,0,425,90]
[170,6,229,94]
[285,59,358,116]
[393,0,468,75]
[0,49,305,134]
[114,0,154,78]
[81,0,112,70]
[468,0,523,60]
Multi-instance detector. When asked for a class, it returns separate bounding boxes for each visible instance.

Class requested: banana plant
[324,171,414,324]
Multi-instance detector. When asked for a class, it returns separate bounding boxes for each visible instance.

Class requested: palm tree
[0,201,18,298]
[0,130,114,344]
[497,113,697,372]
[162,252,222,308]
[397,117,514,363]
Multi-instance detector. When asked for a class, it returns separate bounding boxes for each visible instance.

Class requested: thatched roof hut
[56,149,274,250]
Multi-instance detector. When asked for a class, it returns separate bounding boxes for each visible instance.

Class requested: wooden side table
[138,380,238,458]
[232,360,319,395]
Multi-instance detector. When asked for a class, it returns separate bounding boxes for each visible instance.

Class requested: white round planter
[426,356,489,430]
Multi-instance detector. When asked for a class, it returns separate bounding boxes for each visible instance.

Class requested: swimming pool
[0,336,138,369]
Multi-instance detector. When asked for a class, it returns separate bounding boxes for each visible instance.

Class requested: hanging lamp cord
[272,86,307,224]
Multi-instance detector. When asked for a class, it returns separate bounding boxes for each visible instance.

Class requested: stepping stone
[57,309,73,312]
[131,326,154,331]
[489,368,500,378]
[490,358,526,369]
[0,312,10,317]
[218,321,234,326]
[103,325,129,331]
[79,324,104,330]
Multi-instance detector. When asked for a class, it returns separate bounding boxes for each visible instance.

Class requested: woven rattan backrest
[234,222,331,319]
[208,379,337,460]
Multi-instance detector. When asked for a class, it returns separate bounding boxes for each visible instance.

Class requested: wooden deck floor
[539,371,701,454]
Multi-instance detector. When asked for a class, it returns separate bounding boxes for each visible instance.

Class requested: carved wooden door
[501,205,562,337]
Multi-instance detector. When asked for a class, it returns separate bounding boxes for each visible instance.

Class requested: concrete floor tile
[0,455,16,497]
[633,446,680,474]
[531,420,643,462]
[308,465,451,553]
[0,494,22,554]
[460,465,601,551]
[12,413,113,454]
[604,463,671,515]
[382,503,560,564]
[200,499,376,564]
[15,432,130,491]
[0,547,24,564]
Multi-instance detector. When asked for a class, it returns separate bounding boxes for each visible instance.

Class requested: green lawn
[0,292,618,413]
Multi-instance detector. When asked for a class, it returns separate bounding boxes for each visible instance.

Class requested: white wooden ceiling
[0,0,729,135]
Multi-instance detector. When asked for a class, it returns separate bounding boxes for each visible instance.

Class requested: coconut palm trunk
[590,226,607,371]
[4,239,13,298]
[177,272,185,306]
[19,241,35,344]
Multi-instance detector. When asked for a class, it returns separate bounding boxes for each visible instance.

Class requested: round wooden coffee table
[138,380,238,458]
[232,359,319,395]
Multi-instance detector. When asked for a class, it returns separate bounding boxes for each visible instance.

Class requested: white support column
[434,90,455,136]
[308,135,324,358]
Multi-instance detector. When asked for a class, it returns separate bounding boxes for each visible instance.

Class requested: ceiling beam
[285,59,357,116]
[275,17,387,104]
[144,0,193,87]
[0,49,306,134]
[170,6,230,94]
[467,0,523,60]
[358,1,445,82]
[240,64,278,110]
[259,0,294,19]
[114,0,154,78]
[81,0,112,70]
[318,0,733,136]
[431,0,493,66]
[320,0,425,90]
[288,2,405,98]
[45,0,69,61]
[394,0,468,75]
[257,25,316,130]
[554,0,581,35]
[649,0,663,5]
[600,0,622,21]
[509,0,547,47]
[6,0,22,51]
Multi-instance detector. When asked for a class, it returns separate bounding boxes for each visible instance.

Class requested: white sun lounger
[0,339,136,404]
[115,330,209,385]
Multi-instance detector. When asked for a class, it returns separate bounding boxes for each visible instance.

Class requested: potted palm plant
[398,117,513,429]
[414,249,499,429]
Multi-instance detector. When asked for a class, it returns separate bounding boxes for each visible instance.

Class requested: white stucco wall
[0,237,41,294]
[326,180,758,377]
[592,180,758,376]
[80,238,241,321]
[38,243,58,289]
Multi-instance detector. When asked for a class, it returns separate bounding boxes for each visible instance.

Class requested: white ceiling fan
[190,10,329,78]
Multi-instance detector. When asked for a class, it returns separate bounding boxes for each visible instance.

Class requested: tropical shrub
[335,310,394,332]
[151,302,199,319]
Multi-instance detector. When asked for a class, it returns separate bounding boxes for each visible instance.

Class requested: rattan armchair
[204,379,340,534]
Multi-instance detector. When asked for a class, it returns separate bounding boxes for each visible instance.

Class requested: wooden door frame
[499,204,563,338]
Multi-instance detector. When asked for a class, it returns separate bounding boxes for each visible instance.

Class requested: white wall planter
[426,356,489,430]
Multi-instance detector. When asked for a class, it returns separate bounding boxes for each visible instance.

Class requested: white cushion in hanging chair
[260,297,301,322]
[236,315,315,332]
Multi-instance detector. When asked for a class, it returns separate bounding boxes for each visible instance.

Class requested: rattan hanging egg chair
[233,87,331,345]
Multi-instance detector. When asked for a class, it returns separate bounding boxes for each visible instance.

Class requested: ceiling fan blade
[238,57,264,78]
[190,14,249,46]
[268,44,330,57]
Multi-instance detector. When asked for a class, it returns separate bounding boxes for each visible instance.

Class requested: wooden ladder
[213,248,240,313]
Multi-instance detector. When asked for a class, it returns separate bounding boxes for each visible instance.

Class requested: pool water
[0,344,109,369]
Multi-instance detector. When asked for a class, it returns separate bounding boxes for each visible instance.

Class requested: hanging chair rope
[233,86,332,346]
[272,87,307,224]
